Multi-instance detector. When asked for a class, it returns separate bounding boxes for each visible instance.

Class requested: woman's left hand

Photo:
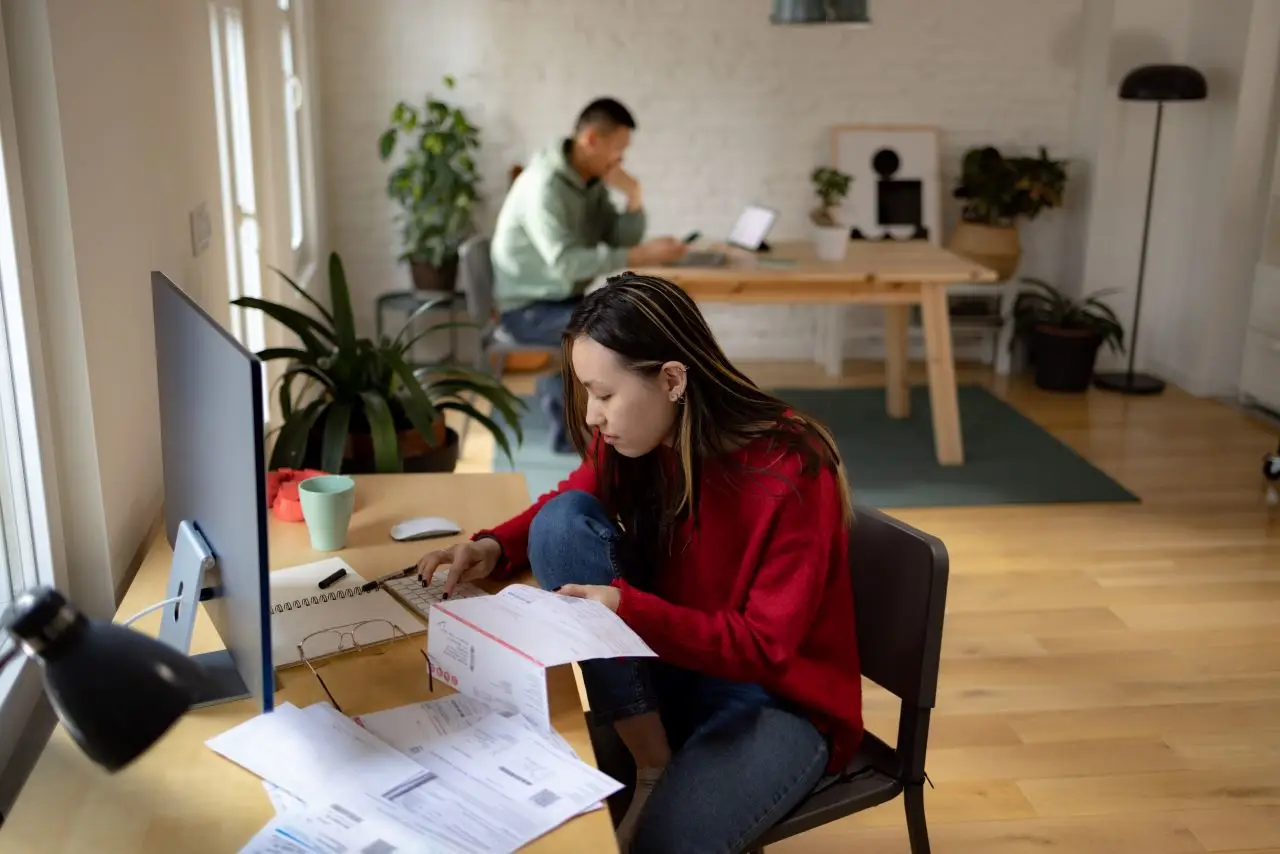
[558,584,621,613]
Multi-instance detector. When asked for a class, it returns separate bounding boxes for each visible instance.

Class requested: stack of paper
[213,700,622,853]
[356,695,605,817]
[210,585,659,852]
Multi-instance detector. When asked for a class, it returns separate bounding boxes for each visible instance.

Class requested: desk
[0,473,616,853]
[638,240,998,465]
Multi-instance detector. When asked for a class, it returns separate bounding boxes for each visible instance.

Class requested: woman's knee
[528,490,619,589]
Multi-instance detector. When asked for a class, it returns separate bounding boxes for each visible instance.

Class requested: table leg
[920,286,964,465]
[884,304,910,419]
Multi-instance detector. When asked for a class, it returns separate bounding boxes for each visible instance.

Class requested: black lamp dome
[5,586,205,771]
[1119,64,1208,101]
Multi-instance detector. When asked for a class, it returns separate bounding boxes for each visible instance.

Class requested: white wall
[4,0,227,617]
[1076,0,1280,396]
[315,0,1084,359]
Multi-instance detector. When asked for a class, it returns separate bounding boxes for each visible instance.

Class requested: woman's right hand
[416,537,502,596]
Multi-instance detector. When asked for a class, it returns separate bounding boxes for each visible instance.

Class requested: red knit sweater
[476,435,863,774]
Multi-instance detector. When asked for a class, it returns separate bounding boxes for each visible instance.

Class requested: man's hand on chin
[604,166,643,210]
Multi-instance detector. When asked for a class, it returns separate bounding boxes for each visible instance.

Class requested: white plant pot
[813,224,849,262]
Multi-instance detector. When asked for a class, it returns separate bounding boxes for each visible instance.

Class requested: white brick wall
[316,0,1082,361]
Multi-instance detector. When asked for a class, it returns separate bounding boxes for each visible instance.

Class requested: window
[281,25,303,252]
[278,0,317,275]
[0,17,58,682]
[210,1,265,357]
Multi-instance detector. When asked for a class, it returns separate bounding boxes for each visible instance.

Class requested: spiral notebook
[268,558,425,668]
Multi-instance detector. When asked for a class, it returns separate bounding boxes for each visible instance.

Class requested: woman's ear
[660,362,687,403]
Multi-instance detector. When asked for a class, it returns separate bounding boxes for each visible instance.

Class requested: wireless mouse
[389,516,463,542]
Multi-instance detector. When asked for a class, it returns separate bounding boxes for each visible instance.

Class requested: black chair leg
[904,783,930,854]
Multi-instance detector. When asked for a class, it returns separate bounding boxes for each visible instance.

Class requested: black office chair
[586,505,949,854]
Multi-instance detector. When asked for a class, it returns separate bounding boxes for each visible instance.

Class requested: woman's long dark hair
[560,272,853,590]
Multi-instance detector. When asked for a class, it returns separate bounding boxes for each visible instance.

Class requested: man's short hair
[575,98,636,134]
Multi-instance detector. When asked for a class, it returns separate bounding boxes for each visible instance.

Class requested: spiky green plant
[1013,277,1125,354]
[232,252,524,473]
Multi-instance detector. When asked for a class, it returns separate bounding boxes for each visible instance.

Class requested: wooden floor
[455,359,1280,854]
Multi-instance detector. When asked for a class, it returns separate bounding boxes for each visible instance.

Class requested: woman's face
[571,335,685,458]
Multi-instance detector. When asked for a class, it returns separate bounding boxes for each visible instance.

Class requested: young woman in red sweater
[416,272,862,853]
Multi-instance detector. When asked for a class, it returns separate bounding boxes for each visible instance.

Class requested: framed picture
[829,125,941,244]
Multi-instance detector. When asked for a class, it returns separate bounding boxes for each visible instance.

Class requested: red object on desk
[266,468,328,522]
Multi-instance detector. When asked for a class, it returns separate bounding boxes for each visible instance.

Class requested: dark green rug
[493,385,1139,508]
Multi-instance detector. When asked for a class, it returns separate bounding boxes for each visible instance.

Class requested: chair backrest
[848,506,949,710]
[457,235,495,326]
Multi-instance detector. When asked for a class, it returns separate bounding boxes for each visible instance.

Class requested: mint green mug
[298,475,356,551]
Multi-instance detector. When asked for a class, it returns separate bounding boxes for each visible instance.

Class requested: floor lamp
[1093,63,1207,395]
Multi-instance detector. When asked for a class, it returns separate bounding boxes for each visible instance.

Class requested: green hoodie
[490,140,646,313]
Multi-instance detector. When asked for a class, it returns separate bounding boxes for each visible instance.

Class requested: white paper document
[356,694,494,757]
[422,712,619,821]
[358,698,614,819]
[427,585,655,731]
[240,796,467,854]
[206,702,429,804]
[224,701,609,853]
[263,782,306,816]
[440,585,655,665]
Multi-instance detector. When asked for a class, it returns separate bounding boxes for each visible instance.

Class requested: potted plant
[1013,277,1125,392]
[378,75,482,292]
[948,146,1066,279]
[233,252,525,473]
[810,166,853,261]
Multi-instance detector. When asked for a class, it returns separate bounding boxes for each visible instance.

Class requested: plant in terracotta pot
[948,146,1066,279]
[378,75,481,292]
[1013,276,1124,392]
[233,252,524,473]
[810,166,853,261]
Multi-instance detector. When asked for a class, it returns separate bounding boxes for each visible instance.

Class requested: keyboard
[382,573,488,622]
[675,250,727,267]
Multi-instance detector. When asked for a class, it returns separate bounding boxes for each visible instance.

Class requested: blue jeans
[500,298,580,453]
[528,490,829,854]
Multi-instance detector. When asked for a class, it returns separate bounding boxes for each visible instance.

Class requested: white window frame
[277,0,320,282]
[0,3,65,770]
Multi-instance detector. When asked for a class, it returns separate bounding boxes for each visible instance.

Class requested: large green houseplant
[1013,276,1124,392]
[948,145,1067,279]
[378,75,481,292]
[233,252,524,474]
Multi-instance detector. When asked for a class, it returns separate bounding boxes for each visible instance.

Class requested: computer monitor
[151,271,274,712]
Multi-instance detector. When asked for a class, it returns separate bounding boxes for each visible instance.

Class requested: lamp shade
[4,587,205,771]
[771,0,868,24]
[1119,64,1208,101]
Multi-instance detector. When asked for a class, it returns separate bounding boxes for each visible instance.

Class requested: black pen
[317,568,347,590]
[360,565,417,592]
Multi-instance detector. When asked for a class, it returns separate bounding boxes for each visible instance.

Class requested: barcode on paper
[361,842,397,854]
[529,789,561,808]
[331,803,362,823]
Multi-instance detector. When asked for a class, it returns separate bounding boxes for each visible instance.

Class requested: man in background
[491,97,686,453]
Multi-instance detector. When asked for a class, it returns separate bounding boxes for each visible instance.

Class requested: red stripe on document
[433,604,545,668]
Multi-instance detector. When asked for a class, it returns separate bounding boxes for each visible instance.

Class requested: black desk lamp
[0,586,205,771]
[1093,64,1207,395]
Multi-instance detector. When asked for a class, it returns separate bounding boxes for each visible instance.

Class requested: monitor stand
[155,520,256,708]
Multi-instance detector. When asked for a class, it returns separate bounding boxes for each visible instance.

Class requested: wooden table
[0,473,616,853]
[638,239,998,465]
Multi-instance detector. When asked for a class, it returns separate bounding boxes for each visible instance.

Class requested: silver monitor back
[151,272,273,711]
